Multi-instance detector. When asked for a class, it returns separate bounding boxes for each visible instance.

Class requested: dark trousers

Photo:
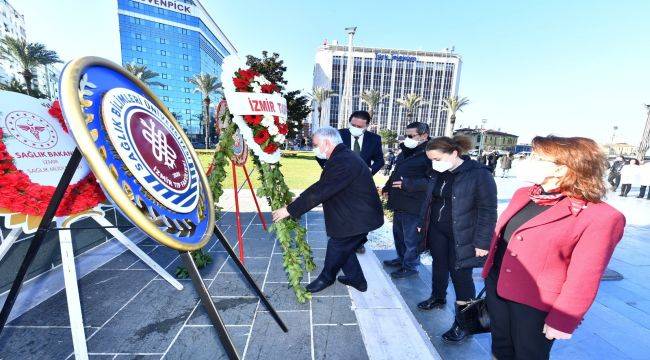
[428,222,475,301]
[620,184,632,196]
[486,270,554,360]
[393,211,421,271]
[320,234,366,284]
[607,172,621,190]
[639,186,648,198]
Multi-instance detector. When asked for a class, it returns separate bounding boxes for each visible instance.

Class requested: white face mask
[403,137,419,149]
[516,159,558,184]
[313,143,328,159]
[349,125,365,137]
[431,160,453,172]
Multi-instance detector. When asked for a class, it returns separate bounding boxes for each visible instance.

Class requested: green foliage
[207,114,237,217]
[246,51,288,92]
[175,249,213,279]
[379,128,399,149]
[0,35,61,96]
[124,63,164,87]
[285,90,311,140]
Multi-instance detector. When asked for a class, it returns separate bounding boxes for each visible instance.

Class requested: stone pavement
[0,209,368,360]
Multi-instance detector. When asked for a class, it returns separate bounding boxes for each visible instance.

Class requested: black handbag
[460,286,490,334]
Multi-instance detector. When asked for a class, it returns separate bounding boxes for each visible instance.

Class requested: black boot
[442,303,470,343]
[417,296,446,310]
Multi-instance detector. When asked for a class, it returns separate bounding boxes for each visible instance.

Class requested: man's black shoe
[390,268,418,279]
[442,320,470,343]
[305,278,334,293]
[383,258,402,267]
[337,275,368,292]
[356,245,366,254]
[417,296,447,310]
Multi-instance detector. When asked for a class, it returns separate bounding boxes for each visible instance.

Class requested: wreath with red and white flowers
[0,100,105,219]
[220,56,287,163]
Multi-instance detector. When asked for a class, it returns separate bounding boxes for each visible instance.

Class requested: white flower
[253,75,270,85]
[278,117,287,124]
[268,124,279,136]
[261,115,274,127]
[274,134,285,143]
[251,82,262,94]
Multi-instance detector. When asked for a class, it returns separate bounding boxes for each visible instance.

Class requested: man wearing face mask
[273,126,384,293]
[381,122,431,278]
[316,110,385,254]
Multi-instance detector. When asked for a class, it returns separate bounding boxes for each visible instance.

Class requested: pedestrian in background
[619,158,640,197]
[482,135,625,360]
[607,155,625,191]
[415,136,497,343]
[637,160,650,199]
[500,152,514,178]
[384,149,396,176]
[382,122,431,279]
[487,150,500,175]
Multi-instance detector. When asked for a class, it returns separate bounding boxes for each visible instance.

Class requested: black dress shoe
[356,245,366,254]
[337,275,368,292]
[417,296,447,310]
[305,278,334,293]
[383,258,402,267]
[390,268,418,279]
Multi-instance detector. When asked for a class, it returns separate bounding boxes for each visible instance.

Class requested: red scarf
[529,185,587,215]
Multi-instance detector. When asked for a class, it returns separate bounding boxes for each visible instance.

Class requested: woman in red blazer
[482,136,625,360]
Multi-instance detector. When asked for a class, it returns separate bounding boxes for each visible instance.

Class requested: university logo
[101,88,199,214]
[5,111,58,149]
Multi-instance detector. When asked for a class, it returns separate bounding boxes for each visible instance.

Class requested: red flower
[48,100,67,133]
[278,123,289,135]
[244,115,263,126]
[263,143,279,154]
[237,69,259,82]
[260,83,279,94]
[253,129,270,145]
[233,77,250,91]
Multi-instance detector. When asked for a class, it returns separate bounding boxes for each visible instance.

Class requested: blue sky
[12,0,650,144]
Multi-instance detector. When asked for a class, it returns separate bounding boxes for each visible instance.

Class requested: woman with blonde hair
[482,135,625,359]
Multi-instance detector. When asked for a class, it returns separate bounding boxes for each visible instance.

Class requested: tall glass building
[312,42,461,136]
[117,0,236,139]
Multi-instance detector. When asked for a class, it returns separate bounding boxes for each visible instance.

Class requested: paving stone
[220,256,270,274]
[208,272,266,297]
[9,269,155,327]
[0,327,73,360]
[129,246,180,270]
[86,280,198,353]
[188,297,258,326]
[98,248,154,270]
[245,311,310,359]
[313,324,368,360]
[240,237,275,257]
[164,325,248,360]
[112,355,161,359]
[312,296,356,325]
[263,282,310,311]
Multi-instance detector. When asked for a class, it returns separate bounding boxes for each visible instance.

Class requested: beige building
[603,143,637,157]
[453,127,518,152]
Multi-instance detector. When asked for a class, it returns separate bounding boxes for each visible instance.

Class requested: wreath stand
[230,161,268,262]
[0,149,286,360]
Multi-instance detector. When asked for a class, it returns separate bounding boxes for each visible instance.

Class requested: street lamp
[611,125,618,144]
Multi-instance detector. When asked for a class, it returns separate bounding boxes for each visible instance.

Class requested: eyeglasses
[405,134,417,139]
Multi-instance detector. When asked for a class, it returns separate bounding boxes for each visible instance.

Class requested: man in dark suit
[316,110,385,254]
[273,126,384,293]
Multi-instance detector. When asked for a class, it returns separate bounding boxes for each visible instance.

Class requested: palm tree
[0,77,28,94]
[359,89,388,120]
[396,93,427,121]
[189,73,222,149]
[124,63,164,87]
[0,36,61,96]
[442,96,470,136]
[310,87,335,126]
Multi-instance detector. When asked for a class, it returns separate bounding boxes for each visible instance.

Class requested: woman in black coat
[402,136,497,343]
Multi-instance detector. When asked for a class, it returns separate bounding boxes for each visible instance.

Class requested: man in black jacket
[316,110,385,254]
[273,126,384,293]
[382,122,431,279]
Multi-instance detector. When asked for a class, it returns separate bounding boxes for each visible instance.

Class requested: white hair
[313,126,343,146]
